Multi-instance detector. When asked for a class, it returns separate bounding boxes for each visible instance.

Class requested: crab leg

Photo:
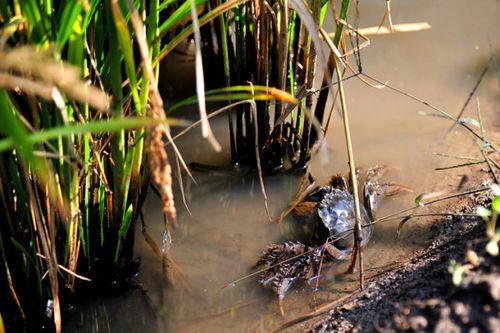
[383,182,414,196]
[363,166,413,220]
[278,296,285,316]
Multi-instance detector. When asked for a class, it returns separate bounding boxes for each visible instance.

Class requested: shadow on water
[64,0,499,331]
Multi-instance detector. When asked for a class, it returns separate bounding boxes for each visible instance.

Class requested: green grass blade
[98,180,106,247]
[333,0,350,46]
[9,236,43,297]
[0,116,187,154]
[56,2,83,50]
[0,90,35,161]
[158,0,206,37]
[167,85,297,113]
[158,0,178,12]
[154,0,249,66]
[110,0,141,113]
[0,1,12,22]
[114,204,134,263]
[82,0,100,30]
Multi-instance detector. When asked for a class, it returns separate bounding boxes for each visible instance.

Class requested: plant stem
[333,54,364,289]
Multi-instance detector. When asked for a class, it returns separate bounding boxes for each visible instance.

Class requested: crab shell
[316,188,373,259]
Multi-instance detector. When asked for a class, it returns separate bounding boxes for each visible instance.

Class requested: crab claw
[363,165,413,220]
[325,243,350,260]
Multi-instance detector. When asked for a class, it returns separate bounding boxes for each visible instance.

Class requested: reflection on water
[65,0,499,331]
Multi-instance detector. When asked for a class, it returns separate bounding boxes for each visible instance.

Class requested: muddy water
[66,0,499,332]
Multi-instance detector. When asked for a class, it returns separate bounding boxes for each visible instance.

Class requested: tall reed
[0,1,298,331]
[0,0,351,331]
[0,1,168,330]
[207,0,351,172]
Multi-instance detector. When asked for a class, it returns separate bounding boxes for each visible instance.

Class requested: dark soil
[390,252,499,333]
[282,183,499,332]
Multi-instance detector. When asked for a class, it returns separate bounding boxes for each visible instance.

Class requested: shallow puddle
[65,0,499,331]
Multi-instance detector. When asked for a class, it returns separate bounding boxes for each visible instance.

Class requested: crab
[256,166,409,313]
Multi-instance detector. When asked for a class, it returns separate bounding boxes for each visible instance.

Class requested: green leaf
[158,0,178,12]
[19,0,51,44]
[0,0,12,21]
[332,0,350,46]
[9,237,43,296]
[147,0,160,44]
[0,116,188,154]
[114,204,134,263]
[56,2,83,49]
[414,191,445,206]
[158,0,206,36]
[118,204,134,238]
[98,181,106,247]
[448,259,466,286]
[82,0,100,30]
[154,0,249,66]
[0,90,34,161]
[492,196,500,213]
[167,85,297,113]
[109,0,141,113]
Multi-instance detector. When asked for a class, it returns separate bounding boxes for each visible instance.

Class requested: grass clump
[206,0,352,172]
[0,1,186,331]
[0,0,354,331]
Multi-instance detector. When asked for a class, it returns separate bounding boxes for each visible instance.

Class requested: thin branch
[475,97,499,183]
[433,152,483,161]
[358,22,431,35]
[446,58,490,135]
[435,160,486,171]
[359,72,499,154]
[272,292,356,332]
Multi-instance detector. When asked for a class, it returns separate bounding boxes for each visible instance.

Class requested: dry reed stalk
[0,47,110,111]
[333,53,365,289]
[20,162,62,333]
[189,0,222,152]
[123,0,177,223]
[357,22,431,35]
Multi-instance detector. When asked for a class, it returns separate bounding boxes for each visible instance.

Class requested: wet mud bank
[293,181,498,332]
